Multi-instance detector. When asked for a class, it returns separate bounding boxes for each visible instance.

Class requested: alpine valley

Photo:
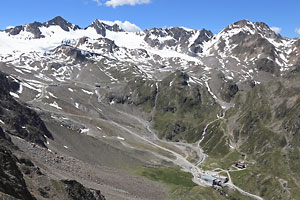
[0,16,300,200]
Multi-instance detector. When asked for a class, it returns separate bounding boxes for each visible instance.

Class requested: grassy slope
[106,71,222,142]
[136,166,253,200]
[154,72,221,143]
[107,71,300,199]
[135,167,223,200]
[202,79,300,199]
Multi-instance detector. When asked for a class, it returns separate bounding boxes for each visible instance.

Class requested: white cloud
[6,26,15,29]
[270,26,281,34]
[92,0,150,7]
[92,0,102,6]
[100,20,141,32]
[295,28,300,35]
[105,0,150,8]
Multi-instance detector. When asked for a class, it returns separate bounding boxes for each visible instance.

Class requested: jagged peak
[88,19,124,36]
[48,16,67,23]
[4,16,81,38]
[43,16,81,31]
[87,19,107,36]
[4,21,44,38]
[90,19,124,31]
[90,19,105,26]
[222,19,281,40]
[224,19,259,32]
[145,26,195,34]
[142,26,213,55]
[145,26,212,36]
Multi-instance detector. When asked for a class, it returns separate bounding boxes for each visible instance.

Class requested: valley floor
[17,81,261,200]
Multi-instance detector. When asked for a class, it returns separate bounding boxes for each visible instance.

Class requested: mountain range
[0,16,300,200]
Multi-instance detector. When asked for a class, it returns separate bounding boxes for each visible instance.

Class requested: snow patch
[10,92,19,98]
[117,136,125,141]
[169,80,174,87]
[48,92,57,98]
[80,128,89,134]
[18,84,23,94]
[49,101,62,110]
[205,81,217,100]
[82,89,93,95]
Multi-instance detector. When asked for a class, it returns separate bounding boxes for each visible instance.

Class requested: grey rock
[43,16,80,32]
[88,19,124,37]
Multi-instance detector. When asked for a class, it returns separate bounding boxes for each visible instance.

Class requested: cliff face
[0,72,53,148]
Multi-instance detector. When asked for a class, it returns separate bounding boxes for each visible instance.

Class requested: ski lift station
[200,174,217,186]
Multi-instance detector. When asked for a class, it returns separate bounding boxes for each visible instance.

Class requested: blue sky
[0,0,299,38]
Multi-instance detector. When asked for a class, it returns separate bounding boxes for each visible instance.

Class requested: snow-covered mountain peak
[143,27,213,55]
[5,22,44,39]
[202,19,292,62]
[4,16,81,40]
[222,19,281,41]
[43,16,81,32]
[1,17,299,89]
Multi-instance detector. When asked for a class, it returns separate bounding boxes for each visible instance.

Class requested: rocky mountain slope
[0,16,300,199]
[0,72,106,200]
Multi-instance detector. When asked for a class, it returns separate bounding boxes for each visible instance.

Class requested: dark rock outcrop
[5,22,44,39]
[43,16,80,31]
[5,16,80,39]
[5,25,24,36]
[88,19,124,37]
[62,180,106,200]
[52,45,100,62]
[76,37,119,53]
[291,57,300,74]
[0,136,36,200]
[0,71,53,147]
[144,27,213,54]
[256,58,280,75]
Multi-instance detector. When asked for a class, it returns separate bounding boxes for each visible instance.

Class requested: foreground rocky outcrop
[62,180,106,200]
[0,128,36,200]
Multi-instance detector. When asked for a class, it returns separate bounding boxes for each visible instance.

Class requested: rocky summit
[0,16,300,200]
